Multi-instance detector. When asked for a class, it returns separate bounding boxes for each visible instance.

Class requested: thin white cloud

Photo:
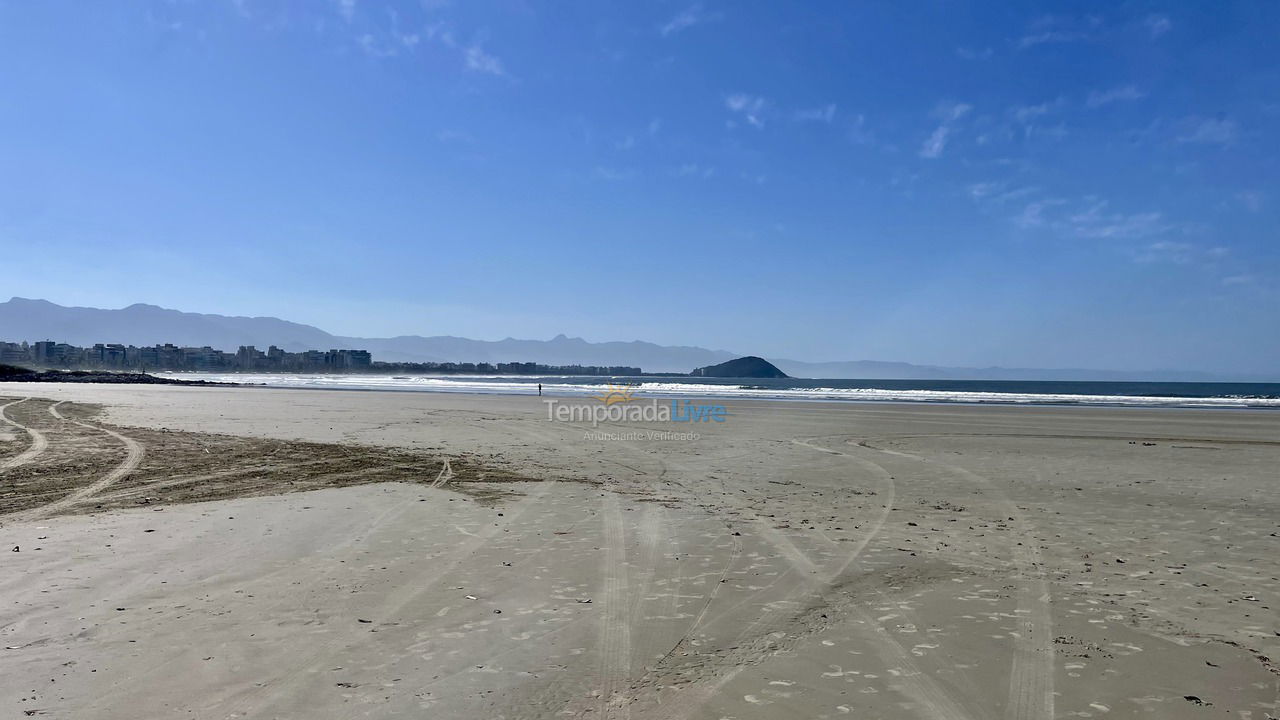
[725,93,767,129]
[593,166,636,181]
[661,4,718,37]
[1072,209,1169,239]
[1017,15,1099,49]
[969,181,1041,207]
[465,45,505,76]
[1013,198,1068,229]
[1135,240,1194,263]
[919,102,971,159]
[1237,191,1263,212]
[1087,85,1144,108]
[1007,97,1069,141]
[847,113,874,145]
[1062,199,1172,239]
[920,126,952,159]
[358,34,398,58]
[793,104,836,123]
[675,164,715,179]
[424,21,456,47]
[1135,241,1227,266]
[1145,14,1172,39]
[336,0,356,23]
[387,8,420,49]
[1018,30,1084,49]
[969,182,1000,199]
[1012,97,1066,123]
[1008,196,1179,243]
[1178,117,1238,145]
[956,46,993,60]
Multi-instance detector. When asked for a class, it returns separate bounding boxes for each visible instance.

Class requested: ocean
[158,373,1280,409]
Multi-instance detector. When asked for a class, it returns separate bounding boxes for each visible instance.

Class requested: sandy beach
[1,383,1277,719]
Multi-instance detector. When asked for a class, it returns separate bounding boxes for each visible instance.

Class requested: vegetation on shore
[0,363,233,386]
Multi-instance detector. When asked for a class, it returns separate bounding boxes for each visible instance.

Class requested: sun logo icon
[593,383,636,406]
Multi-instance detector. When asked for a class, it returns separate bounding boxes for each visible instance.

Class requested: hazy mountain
[0,298,732,372]
[1,298,1269,380]
[343,333,734,371]
[0,298,338,352]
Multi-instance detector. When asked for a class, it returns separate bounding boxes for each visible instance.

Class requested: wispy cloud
[1005,195,1183,244]
[465,44,505,76]
[424,21,456,47]
[919,102,971,159]
[920,127,951,158]
[1222,273,1256,286]
[1237,191,1263,212]
[793,104,836,123]
[969,182,1038,204]
[1017,15,1100,49]
[1144,14,1172,39]
[593,166,636,181]
[1013,198,1069,229]
[1018,30,1084,49]
[1067,200,1170,239]
[1086,85,1144,108]
[725,93,767,129]
[358,34,396,58]
[1012,96,1066,123]
[847,114,874,145]
[336,0,356,23]
[969,182,1000,199]
[1135,241,1227,266]
[1177,116,1238,145]
[661,4,718,37]
[1135,240,1194,263]
[956,46,993,60]
[675,163,715,179]
[1006,97,1069,141]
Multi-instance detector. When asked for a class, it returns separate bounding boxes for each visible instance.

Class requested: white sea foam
[155,373,1280,408]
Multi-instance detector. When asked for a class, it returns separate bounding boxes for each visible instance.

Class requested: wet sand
[1,384,1277,719]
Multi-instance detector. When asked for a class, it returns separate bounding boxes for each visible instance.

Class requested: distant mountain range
[0,297,1269,381]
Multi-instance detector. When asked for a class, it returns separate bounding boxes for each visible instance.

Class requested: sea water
[156,373,1280,409]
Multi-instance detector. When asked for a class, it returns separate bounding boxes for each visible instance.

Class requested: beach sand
[1,384,1277,719]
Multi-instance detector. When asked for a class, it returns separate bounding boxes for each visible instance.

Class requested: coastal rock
[689,356,789,379]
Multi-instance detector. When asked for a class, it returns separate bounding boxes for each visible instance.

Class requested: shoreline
[148,372,1280,410]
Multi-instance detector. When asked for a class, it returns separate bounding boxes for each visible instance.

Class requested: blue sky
[1,1,1276,374]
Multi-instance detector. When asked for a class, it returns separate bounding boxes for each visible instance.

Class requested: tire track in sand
[599,490,634,718]
[629,503,673,672]
[858,440,1054,720]
[228,481,555,718]
[431,457,454,487]
[646,437,980,720]
[0,398,50,473]
[5,401,144,523]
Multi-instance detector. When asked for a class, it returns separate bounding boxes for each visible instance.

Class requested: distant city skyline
[1,2,1277,375]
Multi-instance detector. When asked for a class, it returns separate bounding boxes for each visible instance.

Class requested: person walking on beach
[538,383,542,396]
